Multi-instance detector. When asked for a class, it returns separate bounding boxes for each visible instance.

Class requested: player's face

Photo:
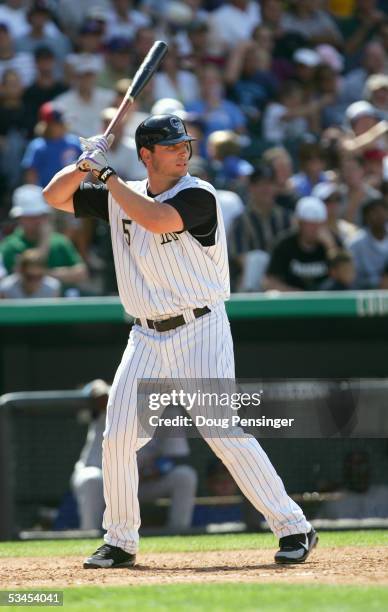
[147,142,191,177]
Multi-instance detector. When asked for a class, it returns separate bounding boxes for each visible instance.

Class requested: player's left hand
[79,134,115,154]
[76,150,108,174]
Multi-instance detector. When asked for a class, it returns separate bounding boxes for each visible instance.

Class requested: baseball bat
[104,40,168,137]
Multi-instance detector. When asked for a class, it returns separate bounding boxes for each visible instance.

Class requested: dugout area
[1,293,388,540]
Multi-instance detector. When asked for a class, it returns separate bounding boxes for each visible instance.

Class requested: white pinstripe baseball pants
[103,302,310,553]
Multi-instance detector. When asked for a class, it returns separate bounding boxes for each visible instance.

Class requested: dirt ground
[1,547,387,588]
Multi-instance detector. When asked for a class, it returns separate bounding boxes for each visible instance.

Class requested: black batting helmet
[135,114,196,159]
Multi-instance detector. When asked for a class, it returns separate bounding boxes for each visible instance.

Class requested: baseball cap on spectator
[295,197,327,222]
[34,45,54,60]
[85,7,108,22]
[27,0,52,17]
[345,101,379,125]
[74,54,101,74]
[364,74,388,99]
[224,157,254,179]
[316,44,344,73]
[80,19,105,36]
[151,98,185,115]
[293,48,321,67]
[39,102,64,123]
[105,37,131,53]
[10,185,51,218]
[312,182,341,202]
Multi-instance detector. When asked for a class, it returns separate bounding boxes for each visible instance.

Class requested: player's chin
[175,164,188,176]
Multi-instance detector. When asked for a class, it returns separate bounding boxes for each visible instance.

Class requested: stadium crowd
[0,0,387,297]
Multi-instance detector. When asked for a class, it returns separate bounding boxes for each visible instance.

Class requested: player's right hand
[76,150,108,173]
[79,134,115,154]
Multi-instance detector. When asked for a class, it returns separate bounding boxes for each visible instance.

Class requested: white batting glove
[76,149,108,173]
[79,133,115,154]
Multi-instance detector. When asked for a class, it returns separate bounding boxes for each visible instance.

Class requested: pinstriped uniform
[108,175,229,319]
[102,174,310,553]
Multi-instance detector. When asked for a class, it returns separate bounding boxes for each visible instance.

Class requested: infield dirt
[1,547,387,588]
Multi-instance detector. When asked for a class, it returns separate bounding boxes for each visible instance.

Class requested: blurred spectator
[263,196,335,292]
[364,73,388,119]
[260,0,283,38]
[342,101,388,157]
[262,80,310,144]
[208,0,261,54]
[54,54,115,137]
[224,39,277,128]
[104,0,150,42]
[339,155,381,225]
[23,47,68,138]
[292,47,321,101]
[228,165,291,291]
[348,197,388,289]
[0,247,60,298]
[339,0,386,68]
[0,68,29,196]
[317,451,388,519]
[290,141,329,197]
[21,102,81,186]
[57,2,109,39]
[0,0,31,39]
[281,0,343,46]
[344,40,387,103]
[186,64,246,142]
[0,184,87,291]
[315,64,348,129]
[65,20,105,82]
[15,0,71,73]
[151,42,201,106]
[97,36,132,90]
[206,130,253,194]
[0,21,35,87]
[71,379,197,531]
[377,17,388,68]
[263,146,298,211]
[185,19,211,70]
[312,182,358,244]
[319,250,356,291]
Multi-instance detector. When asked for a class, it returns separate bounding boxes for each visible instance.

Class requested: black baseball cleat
[83,544,136,569]
[274,528,318,564]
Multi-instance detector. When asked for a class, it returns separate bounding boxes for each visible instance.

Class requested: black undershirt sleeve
[165,188,218,246]
[73,182,109,222]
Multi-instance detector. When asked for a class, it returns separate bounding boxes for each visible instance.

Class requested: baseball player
[43,114,318,568]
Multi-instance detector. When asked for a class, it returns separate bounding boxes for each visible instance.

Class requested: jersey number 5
[122,219,132,245]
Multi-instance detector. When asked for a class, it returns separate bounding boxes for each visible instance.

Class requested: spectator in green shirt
[1,184,87,292]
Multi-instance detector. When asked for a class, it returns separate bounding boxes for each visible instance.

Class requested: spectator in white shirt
[0,21,35,87]
[152,42,200,107]
[54,55,115,137]
[208,0,261,54]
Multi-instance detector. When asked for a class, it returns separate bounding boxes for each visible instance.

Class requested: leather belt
[134,306,210,332]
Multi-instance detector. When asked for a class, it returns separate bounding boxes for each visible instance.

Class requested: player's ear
[141,147,151,165]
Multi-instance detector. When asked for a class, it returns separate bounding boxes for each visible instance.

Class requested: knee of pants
[170,465,198,494]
